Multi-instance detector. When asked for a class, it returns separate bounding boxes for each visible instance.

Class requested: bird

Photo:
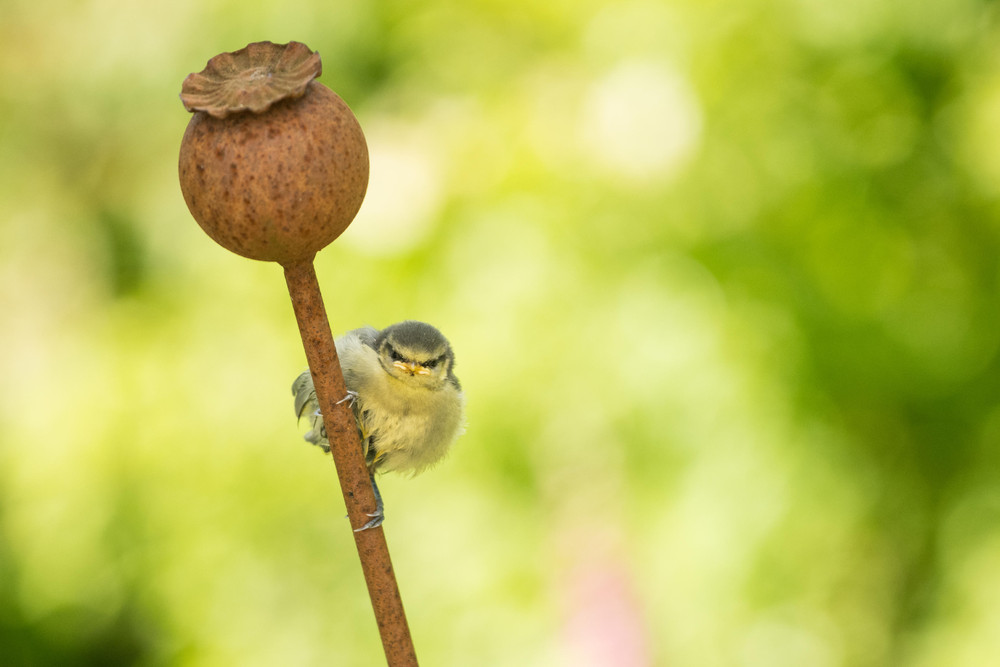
[292,320,466,531]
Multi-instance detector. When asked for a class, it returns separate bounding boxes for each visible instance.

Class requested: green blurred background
[2,0,999,665]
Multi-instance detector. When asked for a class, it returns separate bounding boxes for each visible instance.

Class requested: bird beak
[393,361,432,376]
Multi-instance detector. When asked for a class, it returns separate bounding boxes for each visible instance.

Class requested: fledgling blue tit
[292,320,466,531]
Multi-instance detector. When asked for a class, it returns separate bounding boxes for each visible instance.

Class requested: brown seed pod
[178,41,369,265]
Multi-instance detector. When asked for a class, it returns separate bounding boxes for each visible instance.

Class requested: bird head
[375,321,458,390]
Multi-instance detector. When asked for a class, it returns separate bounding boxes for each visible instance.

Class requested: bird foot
[354,510,385,532]
[337,390,360,407]
[352,473,385,532]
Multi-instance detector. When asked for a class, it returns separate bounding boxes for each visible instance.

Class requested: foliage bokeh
[2,0,999,665]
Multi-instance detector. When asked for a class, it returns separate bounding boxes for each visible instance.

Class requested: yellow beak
[393,360,431,376]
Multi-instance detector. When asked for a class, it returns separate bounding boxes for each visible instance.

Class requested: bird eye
[387,346,404,362]
[424,354,447,369]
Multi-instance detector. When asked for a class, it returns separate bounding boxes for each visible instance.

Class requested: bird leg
[354,472,385,532]
[310,391,356,452]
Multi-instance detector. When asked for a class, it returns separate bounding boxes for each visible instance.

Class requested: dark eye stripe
[424,354,447,369]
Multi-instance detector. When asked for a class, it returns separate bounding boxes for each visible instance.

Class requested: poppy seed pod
[178,41,369,265]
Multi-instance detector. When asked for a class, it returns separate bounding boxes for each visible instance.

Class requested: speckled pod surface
[178,42,369,264]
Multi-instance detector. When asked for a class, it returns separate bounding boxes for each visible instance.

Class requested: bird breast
[339,335,465,475]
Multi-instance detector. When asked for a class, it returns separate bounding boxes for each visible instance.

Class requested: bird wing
[292,370,316,420]
[292,365,374,462]
[346,325,379,349]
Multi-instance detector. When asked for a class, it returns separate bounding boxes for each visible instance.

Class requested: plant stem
[283,259,418,666]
